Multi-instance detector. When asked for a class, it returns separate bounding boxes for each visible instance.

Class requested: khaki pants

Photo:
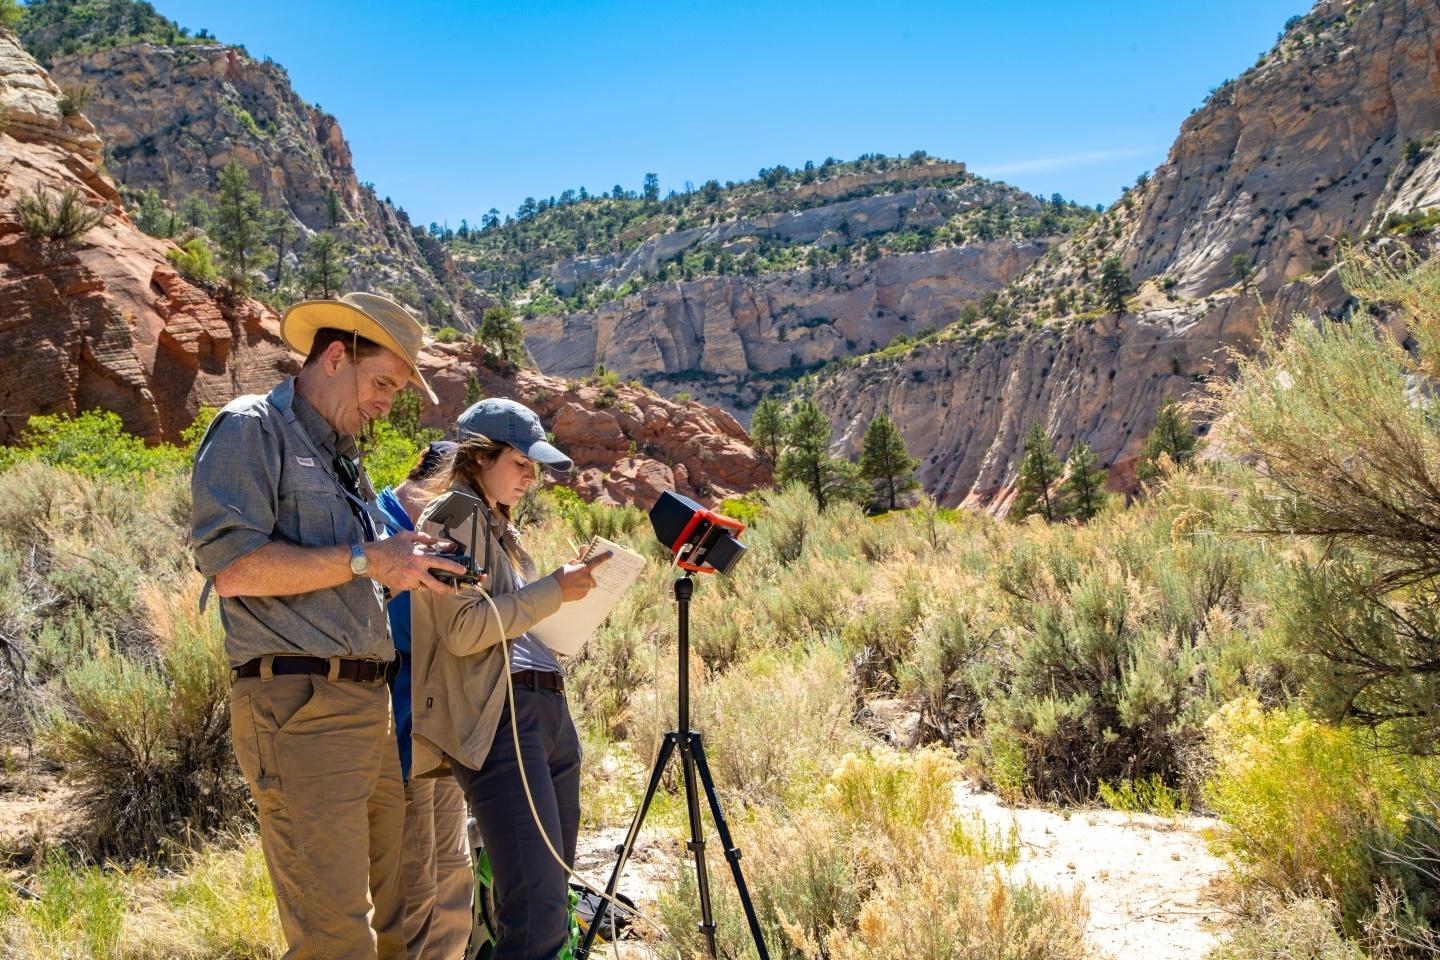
[230,673,406,960]
[401,776,473,959]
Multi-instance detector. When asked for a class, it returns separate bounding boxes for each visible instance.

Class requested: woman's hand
[552,552,612,602]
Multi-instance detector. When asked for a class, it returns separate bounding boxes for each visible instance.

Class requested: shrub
[37,582,248,859]
[1203,697,1437,929]
[1208,252,1440,753]
[1209,899,1366,960]
[434,325,461,343]
[57,83,92,118]
[17,184,106,244]
[3,409,186,478]
[167,237,219,283]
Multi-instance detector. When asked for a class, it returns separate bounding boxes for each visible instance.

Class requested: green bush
[167,236,219,283]
[38,584,247,859]
[17,184,106,244]
[2,410,187,478]
[1204,697,1437,930]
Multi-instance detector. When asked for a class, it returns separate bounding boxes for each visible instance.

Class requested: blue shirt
[377,487,417,780]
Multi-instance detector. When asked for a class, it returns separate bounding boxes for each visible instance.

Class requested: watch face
[350,544,367,576]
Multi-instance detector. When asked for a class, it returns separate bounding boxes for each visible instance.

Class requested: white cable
[457,573,675,951]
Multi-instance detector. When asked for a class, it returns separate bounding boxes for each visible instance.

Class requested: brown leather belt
[511,668,564,693]
[231,656,397,684]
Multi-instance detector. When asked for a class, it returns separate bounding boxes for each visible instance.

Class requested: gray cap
[457,397,573,473]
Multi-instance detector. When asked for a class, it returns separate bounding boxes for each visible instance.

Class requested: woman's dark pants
[453,684,581,960]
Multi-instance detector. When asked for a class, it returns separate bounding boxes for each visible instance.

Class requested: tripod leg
[679,733,720,958]
[691,735,771,960]
[575,733,678,960]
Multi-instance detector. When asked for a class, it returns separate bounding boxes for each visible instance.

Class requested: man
[376,441,475,959]
[191,292,465,960]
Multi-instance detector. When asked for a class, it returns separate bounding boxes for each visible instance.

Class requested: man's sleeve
[190,411,282,578]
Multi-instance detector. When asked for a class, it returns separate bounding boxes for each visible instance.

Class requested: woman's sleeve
[422,576,564,657]
[412,504,564,656]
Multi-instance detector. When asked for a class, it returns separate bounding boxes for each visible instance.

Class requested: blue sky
[151,0,1305,227]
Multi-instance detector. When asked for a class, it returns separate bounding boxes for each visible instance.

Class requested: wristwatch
[349,542,369,578]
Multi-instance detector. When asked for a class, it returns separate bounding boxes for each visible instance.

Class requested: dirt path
[571,786,1233,960]
[954,782,1231,960]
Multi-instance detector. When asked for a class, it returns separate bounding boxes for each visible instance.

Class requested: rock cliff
[814,0,1440,509]
[0,29,294,445]
[0,31,765,505]
[417,345,769,506]
[40,40,479,328]
[529,239,1048,411]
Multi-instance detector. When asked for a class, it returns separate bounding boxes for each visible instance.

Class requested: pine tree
[1098,256,1133,316]
[858,413,920,512]
[267,210,296,287]
[1137,395,1200,483]
[211,159,272,292]
[1230,253,1255,291]
[300,230,348,299]
[325,187,342,228]
[479,305,525,365]
[1062,441,1108,522]
[134,188,172,238]
[1011,424,1066,522]
[749,397,784,462]
[776,399,866,511]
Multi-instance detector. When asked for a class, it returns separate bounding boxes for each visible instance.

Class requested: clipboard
[528,536,646,655]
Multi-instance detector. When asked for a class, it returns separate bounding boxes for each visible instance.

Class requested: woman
[410,398,609,960]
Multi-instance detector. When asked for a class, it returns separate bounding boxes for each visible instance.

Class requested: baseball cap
[457,398,573,473]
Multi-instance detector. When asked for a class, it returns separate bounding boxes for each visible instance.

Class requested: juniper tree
[858,413,920,512]
[1098,256,1133,315]
[776,399,866,512]
[299,230,347,299]
[1062,441,1108,522]
[1011,424,1066,522]
[212,159,272,292]
[749,396,784,462]
[1136,395,1200,483]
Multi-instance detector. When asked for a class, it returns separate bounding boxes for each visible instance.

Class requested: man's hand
[366,530,467,595]
[552,551,612,603]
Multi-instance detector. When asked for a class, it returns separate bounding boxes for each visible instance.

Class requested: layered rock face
[0,31,766,505]
[43,42,476,328]
[418,344,770,507]
[815,0,1440,509]
[529,239,1048,413]
[551,170,992,293]
[0,30,294,445]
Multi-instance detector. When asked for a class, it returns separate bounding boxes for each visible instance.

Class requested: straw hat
[280,292,437,403]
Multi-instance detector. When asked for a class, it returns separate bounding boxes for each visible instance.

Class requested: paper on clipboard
[528,536,646,655]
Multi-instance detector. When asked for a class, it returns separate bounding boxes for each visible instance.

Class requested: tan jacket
[410,481,563,778]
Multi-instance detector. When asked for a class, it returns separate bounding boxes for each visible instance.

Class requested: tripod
[575,575,770,960]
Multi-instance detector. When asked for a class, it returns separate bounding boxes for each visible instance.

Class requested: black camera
[649,490,746,576]
[428,553,483,586]
[424,490,491,586]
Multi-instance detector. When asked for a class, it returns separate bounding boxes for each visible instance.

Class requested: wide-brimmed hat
[280,292,437,403]
[457,397,573,473]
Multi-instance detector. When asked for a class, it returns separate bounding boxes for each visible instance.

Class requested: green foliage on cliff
[17,0,211,65]
[447,154,1095,305]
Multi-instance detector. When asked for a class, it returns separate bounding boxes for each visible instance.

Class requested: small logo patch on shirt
[295,456,316,468]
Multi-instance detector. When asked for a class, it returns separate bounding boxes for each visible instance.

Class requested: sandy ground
[954,782,1231,960]
[571,784,1233,960]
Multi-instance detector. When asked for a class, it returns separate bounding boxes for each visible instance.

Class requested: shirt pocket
[278,470,350,547]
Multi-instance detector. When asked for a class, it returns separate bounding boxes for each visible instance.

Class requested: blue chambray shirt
[190,377,392,667]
